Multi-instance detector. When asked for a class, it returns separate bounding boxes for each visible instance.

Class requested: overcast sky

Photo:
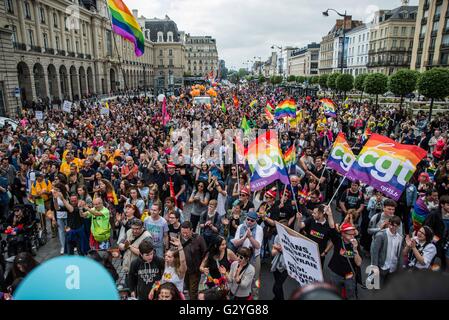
[124,0,418,70]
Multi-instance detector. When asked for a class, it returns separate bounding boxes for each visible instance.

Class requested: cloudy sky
[125,0,418,70]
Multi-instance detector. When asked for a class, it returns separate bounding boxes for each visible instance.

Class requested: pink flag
[162,97,170,126]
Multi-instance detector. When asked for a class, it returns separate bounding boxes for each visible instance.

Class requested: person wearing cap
[237,187,254,219]
[119,218,152,273]
[231,209,263,300]
[117,283,133,300]
[326,206,362,300]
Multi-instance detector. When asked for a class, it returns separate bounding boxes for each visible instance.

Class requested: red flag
[162,97,170,126]
[233,96,239,107]
[169,176,176,200]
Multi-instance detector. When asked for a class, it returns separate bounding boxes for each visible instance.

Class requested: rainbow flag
[283,145,296,167]
[247,130,290,191]
[274,99,296,119]
[289,110,303,127]
[249,100,258,108]
[347,134,427,201]
[327,132,356,177]
[320,98,336,118]
[235,135,247,164]
[266,102,274,113]
[265,107,274,122]
[411,196,430,232]
[107,0,144,57]
[361,126,371,143]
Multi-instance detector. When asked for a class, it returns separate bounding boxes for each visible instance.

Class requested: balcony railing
[67,51,75,57]
[85,54,92,59]
[13,42,27,51]
[30,45,42,53]
[57,50,66,56]
[44,48,55,54]
[77,53,84,59]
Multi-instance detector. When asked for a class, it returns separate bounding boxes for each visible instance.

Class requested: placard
[275,222,323,286]
[62,100,72,113]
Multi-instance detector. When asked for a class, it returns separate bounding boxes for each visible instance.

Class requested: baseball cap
[340,223,356,233]
[247,210,258,220]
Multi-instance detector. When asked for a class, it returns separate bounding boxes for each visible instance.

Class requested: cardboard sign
[275,222,324,286]
[62,100,72,113]
[35,111,44,121]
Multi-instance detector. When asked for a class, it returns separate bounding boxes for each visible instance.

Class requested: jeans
[272,270,288,300]
[328,269,357,300]
[57,218,67,251]
[65,226,89,255]
[190,215,201,232]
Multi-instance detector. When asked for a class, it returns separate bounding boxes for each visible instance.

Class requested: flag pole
[104,0,130,97]
[326,175,347,207]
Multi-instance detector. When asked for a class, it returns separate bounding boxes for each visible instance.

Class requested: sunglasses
[246,218,256,222]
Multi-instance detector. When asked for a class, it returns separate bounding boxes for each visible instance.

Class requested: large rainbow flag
[327,132,356,177]
[347,134,427,201]
[283,145,296,167]
[320,98,336,118]
[411,196,430,232]
[247,130,290,191]
[107,0,144,57]
[274,99,296,119]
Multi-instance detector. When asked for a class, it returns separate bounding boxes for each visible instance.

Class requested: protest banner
[347,133,427,201]
[35,111,44,121]
[275,222,323,286]
[62,100,72,113]
[327,132,356,177]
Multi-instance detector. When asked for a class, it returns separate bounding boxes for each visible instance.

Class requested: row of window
[370,26,415,40]
[348,56,369,65]
[416,52,449,66]
[370,40,413,51]
[187,53,217,58]
[5,0,89,36]
[186,39,215,44]
[347,32,370,45]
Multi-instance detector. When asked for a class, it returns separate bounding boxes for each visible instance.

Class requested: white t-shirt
[233,224,264,258]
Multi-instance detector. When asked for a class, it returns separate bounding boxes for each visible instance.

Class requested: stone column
[16,0,27,46]
[33,0,43,48]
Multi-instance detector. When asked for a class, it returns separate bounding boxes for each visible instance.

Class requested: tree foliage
[327,73,341,91]
[319,74,329,89]
[354,73,368,92]
[336,74,354,93]
[364,73,389,95]
[388,69,418,97]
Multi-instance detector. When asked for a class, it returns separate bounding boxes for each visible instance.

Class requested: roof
[384,5,418,21]
[144,17,180,42]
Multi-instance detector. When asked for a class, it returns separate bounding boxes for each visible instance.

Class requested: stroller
[0,204,45,257]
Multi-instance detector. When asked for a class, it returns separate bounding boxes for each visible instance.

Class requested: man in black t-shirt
[66,195,89,255]
[339,181,365,222]
[326,207,363,300]
[167,211,181,247]
[295,204,332,266]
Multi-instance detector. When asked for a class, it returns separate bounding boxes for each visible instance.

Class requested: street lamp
[323,8,347,73]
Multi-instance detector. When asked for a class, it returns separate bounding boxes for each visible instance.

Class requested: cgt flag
[347,133,427,201]
[247,130,290,191]
[327,132,357,177]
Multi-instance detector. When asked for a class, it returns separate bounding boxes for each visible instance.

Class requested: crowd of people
[0,82,449,300]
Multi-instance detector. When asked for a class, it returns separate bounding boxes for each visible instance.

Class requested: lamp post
[323,8,347,74]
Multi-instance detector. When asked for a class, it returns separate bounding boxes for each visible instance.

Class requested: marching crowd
[0,82,449,300]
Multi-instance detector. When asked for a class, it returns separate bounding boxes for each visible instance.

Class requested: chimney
[132,9,138,17]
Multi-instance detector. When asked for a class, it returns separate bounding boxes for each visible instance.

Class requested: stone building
[411,0,449,71]
[183,34,219,77]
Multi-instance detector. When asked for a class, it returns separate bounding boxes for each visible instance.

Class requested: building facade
[287,43,320,77]
[319,16,363,74]
[183,34,219,77]
[367,4,418,75]
[0,1,188,116]
[345,24,370,76]
[411,0,449,71]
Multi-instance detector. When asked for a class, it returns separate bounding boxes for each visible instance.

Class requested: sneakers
[60,247,64,255]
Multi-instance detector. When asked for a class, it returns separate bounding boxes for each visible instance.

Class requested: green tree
[327,73,341,96]
[296,76,305,84]
[258,75,266,84]
[354,73,368,101]
[336,74,354,99]
[319,74,329,90]
[417,67,449,121]
[364,73,389,106]
[287,75,296,82]
[389,69,418,108]
[310,76,320,85]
